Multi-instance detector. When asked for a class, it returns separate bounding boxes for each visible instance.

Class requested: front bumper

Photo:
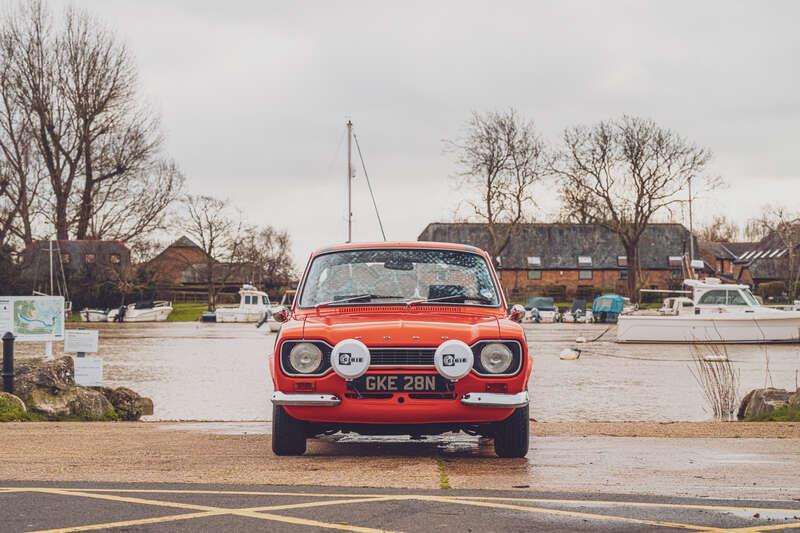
[460,391,529,408]
[271,391,341,406]
[271,390,529,409]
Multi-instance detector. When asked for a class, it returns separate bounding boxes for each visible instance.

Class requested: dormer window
[617,256,627,267]
[526,256,541,266]
[578,256,592,267]
[668,256,682,267]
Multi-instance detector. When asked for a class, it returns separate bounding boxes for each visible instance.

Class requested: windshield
[741,289,759,306]
[298,248,500,308]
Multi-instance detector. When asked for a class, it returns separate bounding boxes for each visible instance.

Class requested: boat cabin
[685,278,760,314]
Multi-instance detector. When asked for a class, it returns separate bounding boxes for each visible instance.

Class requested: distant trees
[551,116,713,301]
[181,195,244,311]
[239,226,295,295]
[445,109,548,266]
[699,215,739,242]
[754,206,800,301]
[0,1,181,249]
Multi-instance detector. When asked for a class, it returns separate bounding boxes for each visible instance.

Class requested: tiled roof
[418,222,694,270]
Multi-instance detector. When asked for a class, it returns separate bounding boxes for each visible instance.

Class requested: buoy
[575,336,587,343]
[559,348,581,360]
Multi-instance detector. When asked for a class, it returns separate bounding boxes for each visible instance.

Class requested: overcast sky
[52,0,800,265]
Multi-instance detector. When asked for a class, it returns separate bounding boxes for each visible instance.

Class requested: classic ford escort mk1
[269,242,531,457]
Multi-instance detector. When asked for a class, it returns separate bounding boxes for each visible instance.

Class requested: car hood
[300,311,501,346]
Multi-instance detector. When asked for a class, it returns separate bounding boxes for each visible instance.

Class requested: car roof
[311,241,484,256]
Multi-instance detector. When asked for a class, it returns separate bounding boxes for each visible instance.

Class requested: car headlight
[479,343,513,374]
[288,342,323,374]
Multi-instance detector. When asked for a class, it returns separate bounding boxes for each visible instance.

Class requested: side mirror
[509,304,525,323]
[272,306,291,323]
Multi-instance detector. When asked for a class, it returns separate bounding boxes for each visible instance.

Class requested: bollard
[2,331,14,394]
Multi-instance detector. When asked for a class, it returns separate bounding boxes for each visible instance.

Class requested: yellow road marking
[450,495,800,515]
[25,488,395,533]
[245,495,405,512]
[715,524,800,532]
[420,495,710,530]
[29,511,229,533]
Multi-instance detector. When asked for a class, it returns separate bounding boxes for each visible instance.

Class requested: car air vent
[369,347,436,366]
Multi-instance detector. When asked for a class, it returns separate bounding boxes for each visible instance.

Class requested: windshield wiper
[405,294,493,307]
[315,294,405,309]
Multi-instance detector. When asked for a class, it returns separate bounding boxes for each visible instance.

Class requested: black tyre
[494,404,529,458]
[272,405,307,456]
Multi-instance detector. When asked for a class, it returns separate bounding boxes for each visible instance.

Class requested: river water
[14,322,800,422]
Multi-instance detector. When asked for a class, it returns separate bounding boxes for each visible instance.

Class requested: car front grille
[368,347,436,367]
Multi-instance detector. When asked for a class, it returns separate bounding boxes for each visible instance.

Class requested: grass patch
[436,458,451,490]
[747,405,800,422]
[167,303,208,322]
[0,396,41,422]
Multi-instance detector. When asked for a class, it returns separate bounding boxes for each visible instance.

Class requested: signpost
[0,295,65,359]
[64,329,102,387]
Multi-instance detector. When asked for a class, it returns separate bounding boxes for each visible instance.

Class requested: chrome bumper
[461,391,529,408]
[271,392,341,406]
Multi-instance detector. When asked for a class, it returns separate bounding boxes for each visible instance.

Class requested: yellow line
[451,495,800,515]
[29,511,229,533]
[420,496,711,530]
[26,488,395,533]
[244,495,405,512]
[716,523,800,532]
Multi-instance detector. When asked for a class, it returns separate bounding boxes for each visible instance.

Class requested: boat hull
[107,306,173,322]
[215,310,265,323]
[617,314,800,343]
[80,309,109,322]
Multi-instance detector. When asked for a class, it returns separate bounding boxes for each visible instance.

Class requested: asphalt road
[2,481,800,532]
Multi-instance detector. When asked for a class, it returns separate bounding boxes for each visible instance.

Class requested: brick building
[418,223,695,301]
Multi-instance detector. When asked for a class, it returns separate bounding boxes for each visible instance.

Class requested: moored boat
[107,300,173,322]
[215,285,272,323]
[80,308,110,322]
[617,278,800,343]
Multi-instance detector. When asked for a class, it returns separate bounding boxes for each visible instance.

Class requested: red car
[269,242,531,457]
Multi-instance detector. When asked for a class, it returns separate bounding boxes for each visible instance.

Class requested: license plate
[350,374,451,393]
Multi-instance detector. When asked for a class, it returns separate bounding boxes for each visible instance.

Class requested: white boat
[617,278,800,343]
[80,308,110,322]
[107,300,173,322]
[215,285,271,323]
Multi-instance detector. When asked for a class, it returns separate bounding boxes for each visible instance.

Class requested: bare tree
[0,1,168,242]
[552,116,713,302]
[239,226,296,295]
[755,206,800,301]
[699,215,739,242]
[445,109,547,265]
[181,195,244,311]
[88,159,183,242]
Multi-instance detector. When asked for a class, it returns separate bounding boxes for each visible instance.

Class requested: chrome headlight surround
[471,340,523,376]
[280,340,332,376]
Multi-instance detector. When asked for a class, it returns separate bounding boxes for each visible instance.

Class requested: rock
[13,356,75,400]
[0,391,27,417]
[738,388,792,419]
[559,348,581,360]
[788,389,800,408]
[26,385,115,420]
[92,386,153,421]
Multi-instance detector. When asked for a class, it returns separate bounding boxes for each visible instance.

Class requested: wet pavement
[15,321,800,422]
[2,481,800,532]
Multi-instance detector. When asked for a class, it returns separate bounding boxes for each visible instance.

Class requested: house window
[619,270,628,280]
[526,256,541,266]
[527,270,542,280]
[85,254,96,264]
[668,256,683,267]
[61,253,71,264]
[578,256,592,267]
[109,253,121,264]
[617,256,628,267]
[578,270,592,280]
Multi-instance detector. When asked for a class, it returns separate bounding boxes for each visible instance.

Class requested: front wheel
[493,404,529,458]
[272,405,307,455]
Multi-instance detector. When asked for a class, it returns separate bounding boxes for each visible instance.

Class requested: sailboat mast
[49,240,54,295]
[346,120,353,243]
[688,176,694,260]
